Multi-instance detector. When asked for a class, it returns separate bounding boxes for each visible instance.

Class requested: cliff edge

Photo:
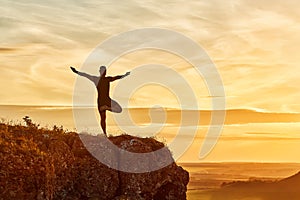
[0,122,189,200]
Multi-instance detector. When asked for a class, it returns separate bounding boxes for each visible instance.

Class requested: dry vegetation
[0,117,189,200]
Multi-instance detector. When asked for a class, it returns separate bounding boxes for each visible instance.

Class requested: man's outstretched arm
[110,71,130,82]
[70,66,98,84]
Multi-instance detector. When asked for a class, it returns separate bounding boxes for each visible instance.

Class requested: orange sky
[1,0,300,112]
[1,0,300,162]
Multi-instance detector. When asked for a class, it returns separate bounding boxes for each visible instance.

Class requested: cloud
[0,47,18,52]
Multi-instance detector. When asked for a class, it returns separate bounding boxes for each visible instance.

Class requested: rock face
[0,123,189,200]
[110,135,189,200]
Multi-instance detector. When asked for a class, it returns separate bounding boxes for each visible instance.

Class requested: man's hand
[121,71,130,78]
[70,66,78,74]
[119,71,130,79]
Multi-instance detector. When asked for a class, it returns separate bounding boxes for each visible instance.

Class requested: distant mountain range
[210,170,300,200]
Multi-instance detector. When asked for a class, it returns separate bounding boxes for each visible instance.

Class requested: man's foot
[100,105,110,112]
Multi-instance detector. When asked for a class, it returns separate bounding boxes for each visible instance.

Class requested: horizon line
[1,104,300,114]
[178,161,300,165]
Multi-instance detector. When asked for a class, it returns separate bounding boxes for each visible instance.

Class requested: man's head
[99,66,106,76]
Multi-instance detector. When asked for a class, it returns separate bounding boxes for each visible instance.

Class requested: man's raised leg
[99,100,122,113]
[110,99,122,113]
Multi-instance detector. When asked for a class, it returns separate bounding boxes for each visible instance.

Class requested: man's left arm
[110,72,130,82]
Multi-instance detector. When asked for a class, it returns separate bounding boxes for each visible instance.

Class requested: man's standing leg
[100,110,107,135]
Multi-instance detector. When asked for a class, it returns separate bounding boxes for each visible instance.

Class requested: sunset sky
[1,0,300,163]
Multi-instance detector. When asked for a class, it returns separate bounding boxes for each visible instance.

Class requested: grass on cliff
[0,116,168,157]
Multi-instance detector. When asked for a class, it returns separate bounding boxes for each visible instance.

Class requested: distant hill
[210,170,300,200]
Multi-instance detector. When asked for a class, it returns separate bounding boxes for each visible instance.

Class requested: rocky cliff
[0,122,189,200]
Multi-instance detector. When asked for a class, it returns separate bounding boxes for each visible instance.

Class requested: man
[70,66,130,135]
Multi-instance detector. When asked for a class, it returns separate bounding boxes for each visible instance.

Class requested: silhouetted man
[70,66,130,136]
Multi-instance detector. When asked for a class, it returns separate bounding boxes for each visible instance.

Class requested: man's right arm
[70,66,98,84]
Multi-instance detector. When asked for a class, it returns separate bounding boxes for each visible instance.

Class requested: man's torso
[96,76,111,105]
